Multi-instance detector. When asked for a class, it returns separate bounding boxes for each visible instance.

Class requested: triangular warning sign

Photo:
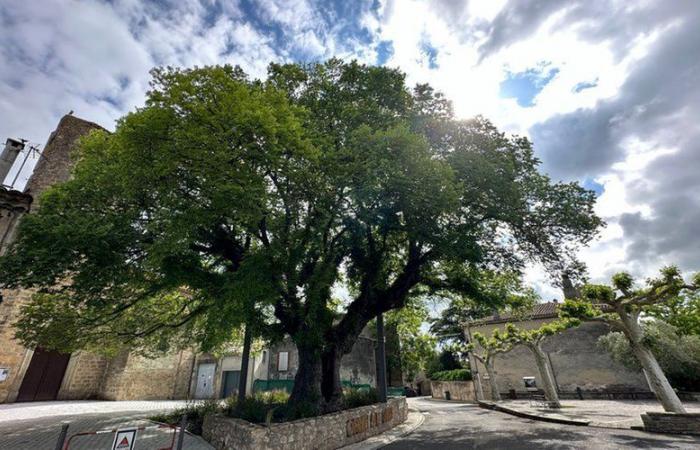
[117,436,130,448]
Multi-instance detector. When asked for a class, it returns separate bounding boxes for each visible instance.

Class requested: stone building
[466,301,649,398]
[0,114,377,403]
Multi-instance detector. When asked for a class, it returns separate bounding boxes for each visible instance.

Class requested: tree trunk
[619,310,686,413]
[321,347,344,413]
[484,358,501,401]
[530,343,561,408]
[288,345,323,416]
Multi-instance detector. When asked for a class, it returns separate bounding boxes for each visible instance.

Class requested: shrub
[429,368,472,381]
[149,399,221,435]
[226,390,292,424]
[343,387,380,409]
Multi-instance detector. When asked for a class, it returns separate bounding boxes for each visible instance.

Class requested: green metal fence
[252,379,373,393]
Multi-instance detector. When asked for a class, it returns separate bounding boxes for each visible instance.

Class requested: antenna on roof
[5,141,42,190]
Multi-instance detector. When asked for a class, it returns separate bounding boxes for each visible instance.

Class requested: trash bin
[444,391,451,400]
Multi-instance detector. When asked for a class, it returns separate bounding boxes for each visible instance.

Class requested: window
[278,352,289,372]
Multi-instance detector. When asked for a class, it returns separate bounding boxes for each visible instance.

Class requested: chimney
[0,138,25,187]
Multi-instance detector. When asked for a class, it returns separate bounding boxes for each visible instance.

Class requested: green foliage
[429,369,472,381]
[504,318,580,346]
[430,271,538,345]
[343,387,380,409]
[647,291,700,336]
[598,320,700,390]
[425,347,465,378]
[384,299,437,381]
[558,299,601,320]
[0,60,603,408]
[438,348,463,371]
[150,400,221,435]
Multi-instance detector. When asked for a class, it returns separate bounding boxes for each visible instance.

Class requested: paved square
[494,399,700,428]
[0,401,213,450]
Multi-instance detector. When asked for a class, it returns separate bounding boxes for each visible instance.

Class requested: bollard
[576,387,583,400]
[54,423,69,450]
[176,414,187,450]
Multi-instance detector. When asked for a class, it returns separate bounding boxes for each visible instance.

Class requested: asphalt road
[384,398,700,449]
[0,403,213,450]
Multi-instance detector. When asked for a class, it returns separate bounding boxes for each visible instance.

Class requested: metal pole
[376,313,388,403]
[176,414,186,450]
[236,323,253,408]
[54,423,69,450]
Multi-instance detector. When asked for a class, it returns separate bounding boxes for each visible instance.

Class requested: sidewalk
[342,405,425,449]
[479,399,700,429]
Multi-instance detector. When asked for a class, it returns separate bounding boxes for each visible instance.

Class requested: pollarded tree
[560,266,700,413]
[469,329,514,401]
[430,271,537,345]
[503,319,580,408]
[0,60,602,415]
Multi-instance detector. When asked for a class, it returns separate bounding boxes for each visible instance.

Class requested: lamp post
[376,312,388,402]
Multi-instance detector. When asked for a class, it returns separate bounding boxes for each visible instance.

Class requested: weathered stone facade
[0,115,200,403]
[266,331,377,388]
[430,380,476,402]
[0,115,107,403]
[203,397,408,450]
[467,303,648,398]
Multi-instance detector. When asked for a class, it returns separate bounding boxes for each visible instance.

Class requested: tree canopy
[560,266,700,413]
[0,60,602,413]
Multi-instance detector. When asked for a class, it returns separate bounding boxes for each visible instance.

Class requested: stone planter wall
[430,380,476,402]
[202,397,408,450]
[641,412,700,435]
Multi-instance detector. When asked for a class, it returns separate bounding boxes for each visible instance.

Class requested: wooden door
[16,348,70,402]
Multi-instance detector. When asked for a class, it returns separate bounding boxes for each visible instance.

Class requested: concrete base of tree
[641,412,700,435]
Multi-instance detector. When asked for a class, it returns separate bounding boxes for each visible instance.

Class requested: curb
[477,401,590,427]
[341,408,426,450]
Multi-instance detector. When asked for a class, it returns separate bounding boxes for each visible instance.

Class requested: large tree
[0,60,601,414]
[560,266,700,413]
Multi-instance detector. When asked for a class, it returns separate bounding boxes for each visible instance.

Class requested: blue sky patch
[583,178,605,196]
[499,65,559,107]
[376,40,394,65]
[420,39,439,69]
[573,79,598,93]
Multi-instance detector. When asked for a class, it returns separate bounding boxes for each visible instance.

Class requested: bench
[529,392,558,409]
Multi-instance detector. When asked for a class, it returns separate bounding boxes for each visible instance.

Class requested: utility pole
[376,312,388,402]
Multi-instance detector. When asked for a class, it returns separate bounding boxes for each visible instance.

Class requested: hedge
[429,368,472,381]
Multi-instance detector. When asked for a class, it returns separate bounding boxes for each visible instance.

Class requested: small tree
[384,299,437,383]
[598,320,700,391]
[560,266,700,413]
[469,329,514,401]
[503,319,580,408]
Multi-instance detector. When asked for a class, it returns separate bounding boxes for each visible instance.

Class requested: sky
[1,0,699,300]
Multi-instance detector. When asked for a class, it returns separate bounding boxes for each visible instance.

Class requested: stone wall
[58,352,110,400]
[641,412,700,435]
[430,381,476,402]
[469,319,648,393]
[267,334,376,387]
[0,115,105,404]
[203,397,408,450]
[101,350,195,400]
